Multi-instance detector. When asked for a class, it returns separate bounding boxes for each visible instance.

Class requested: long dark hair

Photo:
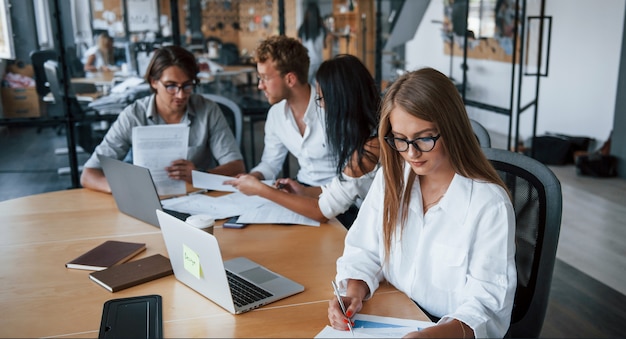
[298,2,326,42]
[316,54,380,176]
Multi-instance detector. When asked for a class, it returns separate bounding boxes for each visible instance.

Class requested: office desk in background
[0,189,427,338]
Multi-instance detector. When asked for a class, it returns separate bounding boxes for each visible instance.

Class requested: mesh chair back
[201,94,243,147]
[470,119,491,148]
[482,148,562,338]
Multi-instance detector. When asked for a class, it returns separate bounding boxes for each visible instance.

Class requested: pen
[331,280,354,336]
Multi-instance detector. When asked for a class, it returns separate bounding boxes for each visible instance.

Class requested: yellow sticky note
[183,244,202,279]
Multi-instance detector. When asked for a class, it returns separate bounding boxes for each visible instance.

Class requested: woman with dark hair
[80,45,245,193]
[298,2,327,84]
[230,54,380,228]
[328,68,517,338]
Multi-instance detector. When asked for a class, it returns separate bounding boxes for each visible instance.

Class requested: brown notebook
[65,240,146,271]
[89,254,173,292]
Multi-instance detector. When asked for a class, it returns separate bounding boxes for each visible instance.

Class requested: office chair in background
[30,49,63,134]
[481,147,563,338]
[44,60,112,174]
[470,118,491,148]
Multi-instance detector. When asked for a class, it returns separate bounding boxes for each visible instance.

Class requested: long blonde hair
[377,68,508,263]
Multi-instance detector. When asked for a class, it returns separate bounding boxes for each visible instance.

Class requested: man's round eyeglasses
[257,74,281,83]
[159,80,195,94]
[384,134,441,152]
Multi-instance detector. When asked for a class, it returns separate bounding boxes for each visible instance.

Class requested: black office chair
[43,60,108,154]
[481,148,562,338]
[30,49,58,99]
[470,119,491,148]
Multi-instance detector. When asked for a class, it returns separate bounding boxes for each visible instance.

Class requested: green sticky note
[183,244,202,279]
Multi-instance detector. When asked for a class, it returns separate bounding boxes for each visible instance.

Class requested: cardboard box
[1,87,42,118]
[1,62,42,119]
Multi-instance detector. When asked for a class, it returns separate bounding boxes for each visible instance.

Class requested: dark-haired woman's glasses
[384,134,441,152]
[159,80,195,94]
[315,96,324,108]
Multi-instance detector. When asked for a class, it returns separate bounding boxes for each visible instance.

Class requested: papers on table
[315,314,435,338]
[236,200,320,227]
[161,191,321,226]
[132,125,189,196]
[161,192,267,220]
[165,172,322,226]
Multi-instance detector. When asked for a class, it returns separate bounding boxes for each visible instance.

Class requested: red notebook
[89,254,173,292]
[65,240,146,271]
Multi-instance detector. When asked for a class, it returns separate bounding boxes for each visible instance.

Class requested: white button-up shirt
[336,164,517,338]
[250,87,335,186]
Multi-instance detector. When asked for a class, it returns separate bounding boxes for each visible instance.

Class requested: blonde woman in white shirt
[84,32,114,72]
[227,54,380,228]
[328,68,517,338]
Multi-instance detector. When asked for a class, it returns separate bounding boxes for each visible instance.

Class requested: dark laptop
[98,154,191,227]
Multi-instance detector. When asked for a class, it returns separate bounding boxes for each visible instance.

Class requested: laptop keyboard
[226,270,273,307]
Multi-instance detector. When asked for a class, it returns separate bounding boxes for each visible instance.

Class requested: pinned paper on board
[183,244,202,279]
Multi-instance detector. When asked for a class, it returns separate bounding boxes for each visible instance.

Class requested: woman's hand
[224,174,265,196]
[165,159,196,183]
[275,178,305,195]
[327,295,362,331]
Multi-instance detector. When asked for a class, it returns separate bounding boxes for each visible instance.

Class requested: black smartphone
[223,216,248,229]
[98,294,162,339]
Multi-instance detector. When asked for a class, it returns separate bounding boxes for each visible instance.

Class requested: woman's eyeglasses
[384,134,441,152]
[315,96,324,108]
[159,80,195,94]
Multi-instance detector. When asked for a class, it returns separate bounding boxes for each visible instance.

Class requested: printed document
[315,314,435,338]
[132,125,189,196]
[191,170,238,192]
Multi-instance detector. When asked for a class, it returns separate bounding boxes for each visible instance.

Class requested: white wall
[405,0,625,146]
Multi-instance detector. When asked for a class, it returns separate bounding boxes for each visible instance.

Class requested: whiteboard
[126,0,159,32]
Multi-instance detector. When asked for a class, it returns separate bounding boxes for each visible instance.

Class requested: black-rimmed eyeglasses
[159,80,195,94]
[384,134,441,152]
[315,96,324,108]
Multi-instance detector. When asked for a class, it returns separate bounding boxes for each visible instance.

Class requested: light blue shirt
[84,93,243,170]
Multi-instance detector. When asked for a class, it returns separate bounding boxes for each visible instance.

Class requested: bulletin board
[127,0,159,33]
[0,0,15,60]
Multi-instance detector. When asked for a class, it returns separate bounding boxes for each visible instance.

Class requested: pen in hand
[331,280,354,335]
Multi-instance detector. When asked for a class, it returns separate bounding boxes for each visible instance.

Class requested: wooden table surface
[0,189,427,338]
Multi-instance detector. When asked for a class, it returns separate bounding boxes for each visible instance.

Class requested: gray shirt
[84,93,243,170]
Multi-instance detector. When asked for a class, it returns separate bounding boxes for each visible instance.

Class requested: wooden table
[0,189,427,338]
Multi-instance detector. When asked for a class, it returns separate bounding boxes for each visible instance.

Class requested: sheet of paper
[132,125,189,196]
[161,192,267,219]
[315,314,435,338]
[236,200,321,227]
[191,170,237,192]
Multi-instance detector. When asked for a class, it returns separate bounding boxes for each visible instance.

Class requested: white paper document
[191,170,238,192]
[161,192,267,219]
[236,200,321,227]
[132,125,189,196]
[315,314,435,338]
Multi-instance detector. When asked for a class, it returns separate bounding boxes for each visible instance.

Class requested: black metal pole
[375,0,382,92]
[51,0,80,188]
[170,0,180,45]
[278,0,285,35]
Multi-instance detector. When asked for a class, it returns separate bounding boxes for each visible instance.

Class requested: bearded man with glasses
[81,46,245,193]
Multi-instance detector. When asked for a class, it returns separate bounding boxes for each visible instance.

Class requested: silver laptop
[156,209,305,314]
[98,155,190,227]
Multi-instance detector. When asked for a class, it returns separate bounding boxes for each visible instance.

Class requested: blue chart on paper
[354,320,421,330]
